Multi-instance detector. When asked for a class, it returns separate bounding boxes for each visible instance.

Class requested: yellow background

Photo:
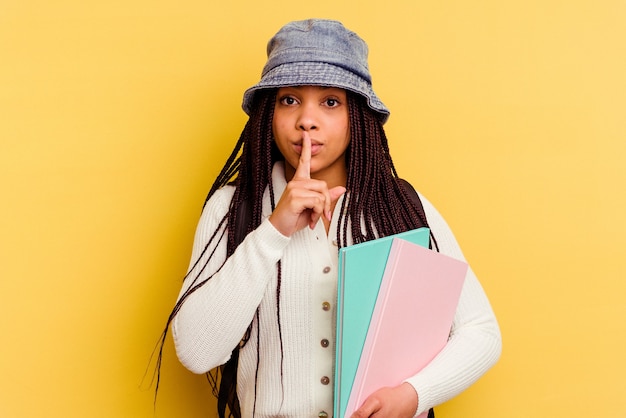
[1,0,625,417]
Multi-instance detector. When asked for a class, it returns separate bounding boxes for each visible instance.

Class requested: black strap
[234,197,252,248]
[397,178,438,252]
[397,178,427,222]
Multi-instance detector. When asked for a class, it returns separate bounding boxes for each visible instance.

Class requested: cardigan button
[323,266,331,274]
[318,412,328,418]
[321,338,329,348]
[321,376,330,385]
[322,301,331,311]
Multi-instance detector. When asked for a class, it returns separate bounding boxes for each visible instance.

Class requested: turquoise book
[333,227,430,418]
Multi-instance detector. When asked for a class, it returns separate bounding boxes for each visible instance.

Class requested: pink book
[345,238,468,417]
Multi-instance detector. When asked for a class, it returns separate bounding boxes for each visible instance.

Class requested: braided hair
[151,88,430,417]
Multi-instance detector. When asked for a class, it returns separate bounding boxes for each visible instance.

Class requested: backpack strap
[397,178,438,252]
[397,178,427,220]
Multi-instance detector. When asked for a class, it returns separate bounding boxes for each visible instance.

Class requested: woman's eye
[325,98,339,107]
[280,96,297,105]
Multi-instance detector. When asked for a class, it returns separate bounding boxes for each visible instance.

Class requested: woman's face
[272,86,350,185]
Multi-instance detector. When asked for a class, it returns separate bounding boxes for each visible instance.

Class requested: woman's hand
[350,383,419,418]
[269,132,345,237]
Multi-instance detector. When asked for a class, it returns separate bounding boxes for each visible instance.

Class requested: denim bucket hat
[242,19,390,124]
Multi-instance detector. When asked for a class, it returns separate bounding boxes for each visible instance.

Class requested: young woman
[167,19,501,418]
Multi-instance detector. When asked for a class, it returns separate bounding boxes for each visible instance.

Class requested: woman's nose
[296,104,318,131]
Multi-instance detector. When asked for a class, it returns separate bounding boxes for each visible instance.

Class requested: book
[334,228,431,418]
[344,238,468,417]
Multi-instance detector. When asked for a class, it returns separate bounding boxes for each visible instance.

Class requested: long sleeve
[406,193,502,416]
[172,185,290,374]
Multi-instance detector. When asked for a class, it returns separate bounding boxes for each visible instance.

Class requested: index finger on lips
[293,131,311,180]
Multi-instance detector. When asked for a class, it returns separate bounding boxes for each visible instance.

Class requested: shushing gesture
[269,132,346,237]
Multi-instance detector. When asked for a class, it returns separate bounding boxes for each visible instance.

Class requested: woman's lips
[294,142,322,155]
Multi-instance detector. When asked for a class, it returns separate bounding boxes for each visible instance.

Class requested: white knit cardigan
[173,163,502,417]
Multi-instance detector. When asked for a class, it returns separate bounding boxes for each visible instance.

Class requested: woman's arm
[404,193,502,416]
[351,193,501,418]
[172,186,291,374]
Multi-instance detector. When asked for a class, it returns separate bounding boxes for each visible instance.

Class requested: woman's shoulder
[415,191,467,261]
[211,184,236,202]
[415,191,450,233]
[199,184,236,220]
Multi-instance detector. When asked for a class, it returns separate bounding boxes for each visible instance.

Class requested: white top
[172,163,502,417]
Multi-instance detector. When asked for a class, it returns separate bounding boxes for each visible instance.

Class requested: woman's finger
[293,131,312,180]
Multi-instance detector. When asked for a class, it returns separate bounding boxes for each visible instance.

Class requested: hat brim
[242,62,390,124]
